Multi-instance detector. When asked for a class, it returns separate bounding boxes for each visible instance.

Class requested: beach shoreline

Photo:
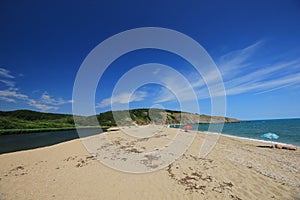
[1,127,299,199]
[204,131,300,148]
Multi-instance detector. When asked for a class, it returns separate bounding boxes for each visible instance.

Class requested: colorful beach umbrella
[183,125,192,132]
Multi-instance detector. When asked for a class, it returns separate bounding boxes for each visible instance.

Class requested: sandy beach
[0,127,299,200]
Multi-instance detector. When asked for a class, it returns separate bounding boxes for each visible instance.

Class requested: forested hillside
[0,109,242,134]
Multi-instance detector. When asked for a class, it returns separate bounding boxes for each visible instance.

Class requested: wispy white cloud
[154,74,197,103]
[150,41,300,103]
[0,88,69,111]
[28,99,59,111]
[97,91,147,108]
[40,92,73,105]
[0,96,16,103]
[218,41,263,77]
[225,72,300,95]
[0,90,28,100]
[217,42,300,96]
[154,88,175,103]
[0,68,72,111]
[152,67,162,75]
[254,82,297,95]
[0,68,15,79]
[0,67,16,90]
[0,79,15,88]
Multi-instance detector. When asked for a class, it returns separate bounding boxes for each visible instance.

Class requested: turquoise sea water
[181,118,300,147]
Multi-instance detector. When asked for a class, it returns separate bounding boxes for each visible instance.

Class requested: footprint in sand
[6,166,28,177]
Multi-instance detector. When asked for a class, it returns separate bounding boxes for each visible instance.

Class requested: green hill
[96,109,242,126]
[0,109,242,134]
[0,110,75,130]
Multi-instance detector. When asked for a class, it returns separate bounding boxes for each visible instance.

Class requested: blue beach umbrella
[261,132,279,140]
[261,132,279,148]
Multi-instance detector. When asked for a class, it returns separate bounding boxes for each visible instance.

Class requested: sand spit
[0,127,299,199]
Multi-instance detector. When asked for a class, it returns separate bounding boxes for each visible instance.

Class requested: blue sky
[0,0,300,120]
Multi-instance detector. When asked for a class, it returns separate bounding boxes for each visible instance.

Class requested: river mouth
[0,128,103,154]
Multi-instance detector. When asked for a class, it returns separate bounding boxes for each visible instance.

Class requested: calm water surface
[0,128,103,154]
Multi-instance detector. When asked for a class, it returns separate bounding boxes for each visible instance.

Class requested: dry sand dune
[0,127,299,200]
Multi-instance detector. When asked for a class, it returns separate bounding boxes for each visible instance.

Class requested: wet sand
[0,127,299,199]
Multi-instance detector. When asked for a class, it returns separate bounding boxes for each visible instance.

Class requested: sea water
[184,118,300,147]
